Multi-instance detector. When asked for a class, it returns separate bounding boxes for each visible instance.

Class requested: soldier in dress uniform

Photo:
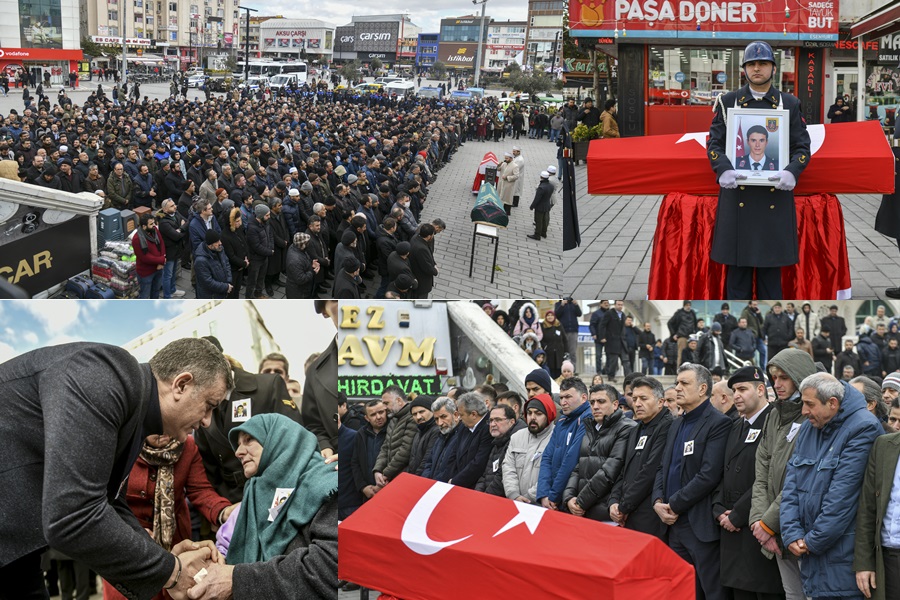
[713,366,785,600]
[707,41,812,299]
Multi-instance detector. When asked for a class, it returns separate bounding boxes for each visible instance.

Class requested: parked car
[239,76,268,91]
[187,74,208,88]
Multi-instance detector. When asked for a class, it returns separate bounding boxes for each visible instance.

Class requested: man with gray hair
[444,392,492,489]
[653,363,731,600]
[0,338,232,599]
[781,372,881,599]
[609,376,673,540]
[373,386,418,488]
[420,396,462,481]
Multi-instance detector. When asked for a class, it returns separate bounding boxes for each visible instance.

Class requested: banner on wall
[19,0,63,49]
[569,0,839,40]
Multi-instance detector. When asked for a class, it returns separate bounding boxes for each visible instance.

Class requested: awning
[851,0,900,39]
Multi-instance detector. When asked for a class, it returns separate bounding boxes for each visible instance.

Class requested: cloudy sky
[0,300,335,372]
[241,0,528,34]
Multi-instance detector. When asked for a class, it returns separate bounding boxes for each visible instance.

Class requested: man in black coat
[406,396,440,476]
[707,40,811,299]
[698,323,729,374]
[375,218,400,298]
[387,241,416,290]
[0,339,232,599]
[653,363,732,600]
[599,300,626,382]
[563,384,636,521]
[668,300,698,367]
[762,302,795,361]
[475,404,524,496]
[527,171,554,241]
[246,203,274,299]
[333,255,362,299]
[351,399,388,502]
[303,301,340,457]
[712,366,784,599]
[637,322,657,375]
[589,300,610,374]
[609,376,674,541]
[576,97,601,128]
[306,216,330,295]
[409,223,438,299]
[820,305,848,353]
[714,303,739,351]
[444,392,493,489]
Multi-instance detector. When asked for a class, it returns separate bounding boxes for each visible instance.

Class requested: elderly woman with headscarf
[195,413,337,599]
[285,232,319,299]
[101,433,237,600]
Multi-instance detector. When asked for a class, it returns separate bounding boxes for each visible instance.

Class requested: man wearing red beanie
[500,393,556,504]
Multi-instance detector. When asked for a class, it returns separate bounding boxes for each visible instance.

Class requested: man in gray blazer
[0,337,233,600]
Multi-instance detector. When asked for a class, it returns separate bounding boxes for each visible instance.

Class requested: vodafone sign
[0,48,83,61]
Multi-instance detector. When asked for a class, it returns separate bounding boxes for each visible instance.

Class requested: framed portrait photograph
[725,108,790,186]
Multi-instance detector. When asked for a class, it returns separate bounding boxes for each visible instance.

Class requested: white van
[384,81,416,97]
[268,73,299,91]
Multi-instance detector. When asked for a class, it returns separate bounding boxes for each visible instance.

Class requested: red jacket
[131,227,167,277]
[102,436,231,600]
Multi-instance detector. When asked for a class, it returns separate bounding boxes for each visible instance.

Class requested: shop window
[648,46,795,107]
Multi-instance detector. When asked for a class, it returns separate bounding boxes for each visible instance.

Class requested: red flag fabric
[735,121,744,159]
[472,152,499,194]
[647,192,851,299]
[339,473,696,600]
[585,121,894,196]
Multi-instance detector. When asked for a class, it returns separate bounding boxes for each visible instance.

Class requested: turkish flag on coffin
[472,151,499,194]
[339,473,695,600]
[585,121,894,196]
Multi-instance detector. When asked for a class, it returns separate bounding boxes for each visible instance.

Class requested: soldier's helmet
[741,41,776,66]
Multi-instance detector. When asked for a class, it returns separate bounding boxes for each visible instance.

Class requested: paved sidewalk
[423,133,563,298]
[563,163,900,300]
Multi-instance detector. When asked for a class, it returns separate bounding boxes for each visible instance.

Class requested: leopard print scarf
[140,438,185,551]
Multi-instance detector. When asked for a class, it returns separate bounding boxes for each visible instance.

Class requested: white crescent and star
[401,481,548,556]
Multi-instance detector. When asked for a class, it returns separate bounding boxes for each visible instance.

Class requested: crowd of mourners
[0,77,520,299]
[339,300,900,600]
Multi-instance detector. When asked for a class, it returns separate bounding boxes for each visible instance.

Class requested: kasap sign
[338,302,452,400]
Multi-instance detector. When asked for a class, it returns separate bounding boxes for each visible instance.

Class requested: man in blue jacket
[780,373,882,600]
[537,377,591,509]
[653,363,732,600]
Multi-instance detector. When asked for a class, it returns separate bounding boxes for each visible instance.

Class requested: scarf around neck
[139,438,185,551]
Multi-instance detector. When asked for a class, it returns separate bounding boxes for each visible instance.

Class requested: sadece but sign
[569,0,839,39]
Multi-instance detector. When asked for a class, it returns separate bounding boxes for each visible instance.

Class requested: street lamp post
[472,0,488,88]
[121,0,127,86]
[239,5,258,81]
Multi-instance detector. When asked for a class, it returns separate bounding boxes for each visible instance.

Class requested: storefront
[0,47,83,86]
[568,0,839,136]
[850,0,900,123]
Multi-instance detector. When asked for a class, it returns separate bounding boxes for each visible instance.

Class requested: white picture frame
[725,108,790,187]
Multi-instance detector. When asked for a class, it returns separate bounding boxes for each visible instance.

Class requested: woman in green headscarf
[217,412,337,561]
[204,413,338,598]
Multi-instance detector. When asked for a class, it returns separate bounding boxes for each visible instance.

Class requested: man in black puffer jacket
[762,301,795,360]
[563,383,636,520]
[668,300,698,366]
[476,404,526,496]
[405,396,440,476]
